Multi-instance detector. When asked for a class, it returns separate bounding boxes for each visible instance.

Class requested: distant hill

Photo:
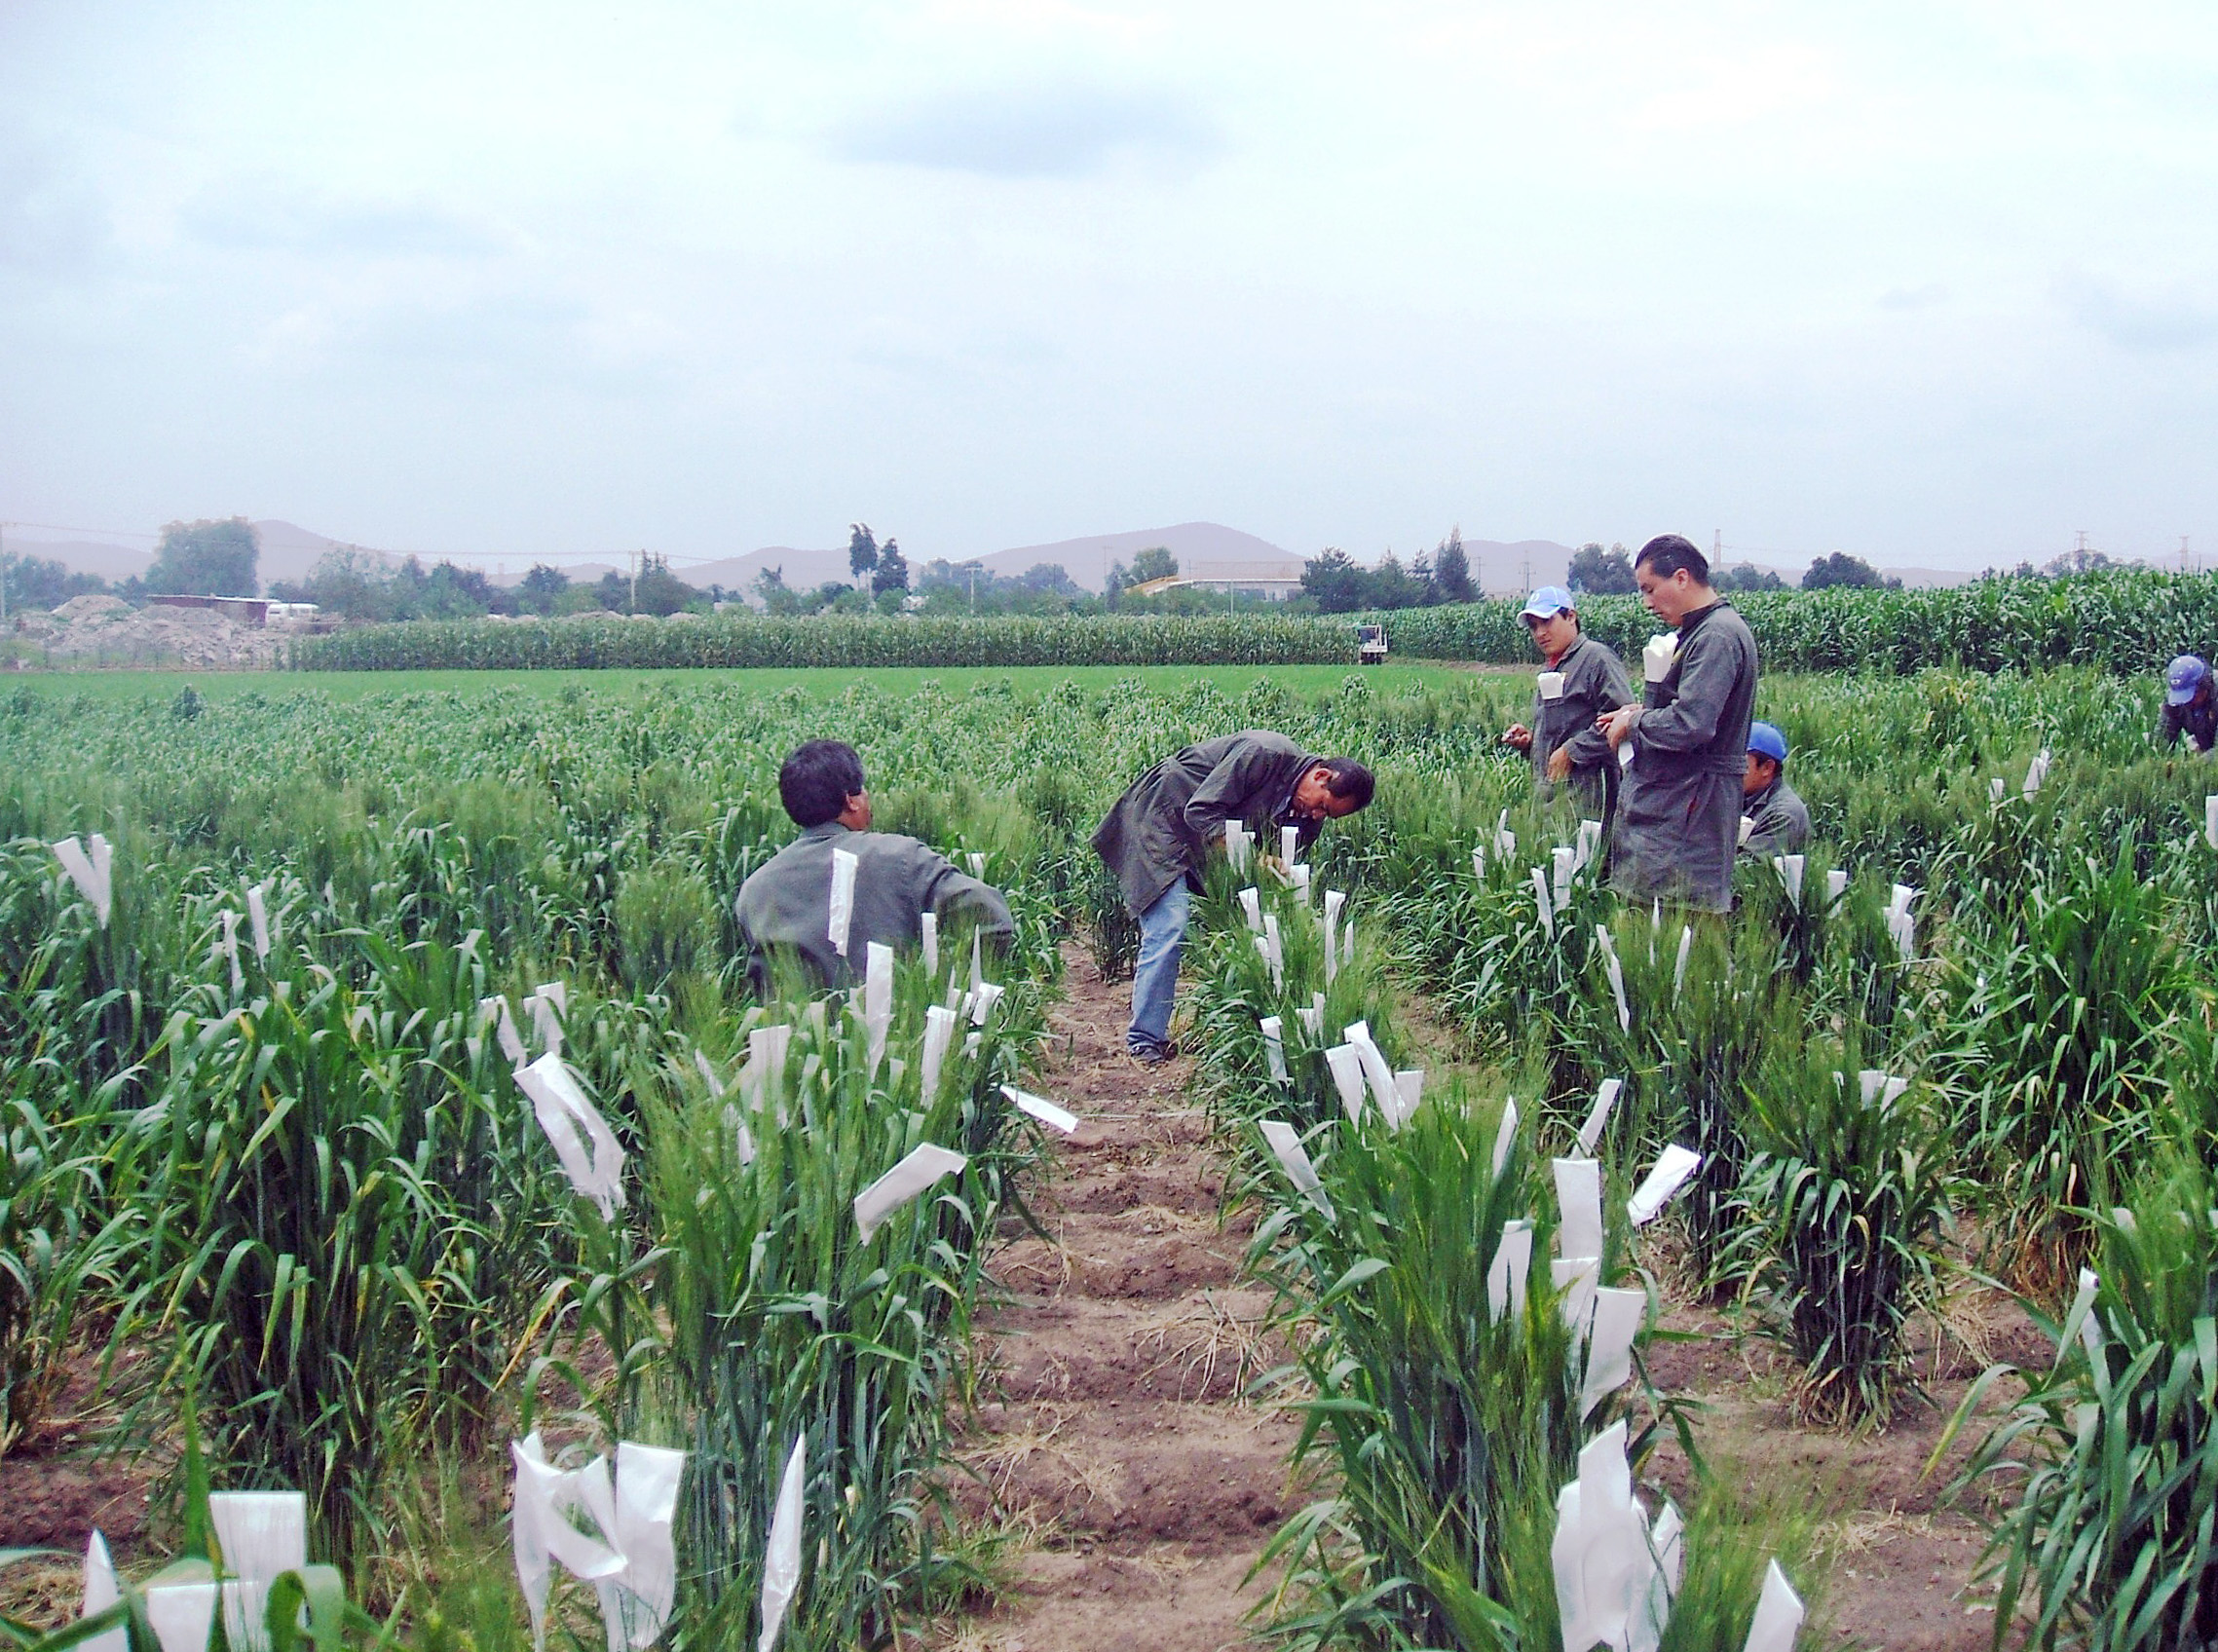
[4,517,2016,601]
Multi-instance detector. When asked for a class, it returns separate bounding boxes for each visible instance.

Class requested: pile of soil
[8,595,310,668]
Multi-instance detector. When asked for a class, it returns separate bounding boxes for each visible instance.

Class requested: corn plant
[1942,1160,2218,1648]
[1721,1046,1954,1424]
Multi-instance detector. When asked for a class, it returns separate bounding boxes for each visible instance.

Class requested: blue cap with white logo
[1748,721,1788,764]
[1521,585,1576,620]
[2165,655,2209,706]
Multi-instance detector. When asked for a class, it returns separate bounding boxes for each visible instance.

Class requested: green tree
[1300,547,1371,613]
[602,553,699,616]
[299,546,392,620]
[0,553,106,611]
[1802,551,1885,590]
[147,517,259,596]
[1128,545,1179,584]
[515,564,572,616]
[848,524,881,582]
[1433,528,1477,603]
[872,539,909,595]
[1567,543,1636,594]
[1714,563,1788,592]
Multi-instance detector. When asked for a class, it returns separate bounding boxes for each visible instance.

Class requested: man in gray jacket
[734,738,1013,996]
[1093,731,1374,1064]
[1597,537,1759,913]
[1498,584,1634,819]
[1737,721,1810,863]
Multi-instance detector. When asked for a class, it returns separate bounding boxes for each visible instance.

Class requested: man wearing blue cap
[1738,721,1809,861]
[2159,655,2216,755]
[1498,585,1633,815]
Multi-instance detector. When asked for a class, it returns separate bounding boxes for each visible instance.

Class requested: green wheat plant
[1721,1046,1954,1424]
[1941,1158,2218,1649]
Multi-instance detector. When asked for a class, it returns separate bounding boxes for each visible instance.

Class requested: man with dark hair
[1498,584,1633,818]
[1595,535,1759,912]
[1737,721,1810,862]
[733,738,1013,995]
[1094,732,1373,1065]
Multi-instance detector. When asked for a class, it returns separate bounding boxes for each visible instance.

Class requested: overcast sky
[3,1,2213,572]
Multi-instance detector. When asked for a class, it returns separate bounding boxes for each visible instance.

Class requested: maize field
[1,658,2215,1652]
[286,569,2218,678]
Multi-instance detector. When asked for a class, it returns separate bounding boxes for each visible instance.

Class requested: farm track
[943,945,1293,1651]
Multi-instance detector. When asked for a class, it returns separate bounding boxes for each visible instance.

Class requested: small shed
[1357,622,1388,665]
[145,594,271,626]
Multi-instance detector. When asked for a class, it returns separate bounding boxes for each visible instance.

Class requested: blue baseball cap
[1748,721,1788,763]
[1521,585,1576,620]
[2165,655,2209,706]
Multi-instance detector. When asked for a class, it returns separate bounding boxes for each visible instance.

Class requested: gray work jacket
[1739,775,1811,862]
[733,821,1013,995]
[1532,635,1634,815]
[1092,730,1318,917]
[1612,601,1760,913]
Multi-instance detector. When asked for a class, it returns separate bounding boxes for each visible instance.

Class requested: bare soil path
[941,946,1293,1652]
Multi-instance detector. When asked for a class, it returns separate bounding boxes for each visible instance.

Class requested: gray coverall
[1739,775,1810,862]
[1530,634,1634,820]
[733,821,1012,995]
[1611,600,1759,914]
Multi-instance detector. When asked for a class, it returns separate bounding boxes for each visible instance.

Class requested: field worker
[2159,654,2217,754]
[1597,536,1759,913]
[1094,732,1375,1066]
[1497,584,1633,817]
[734,738,1013,996]
[1738,721,1810,861]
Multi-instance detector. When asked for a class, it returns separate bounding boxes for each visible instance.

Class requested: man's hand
[1599,705,1638,751]
[1546,746,1573,782]
[1500,724,1533,751]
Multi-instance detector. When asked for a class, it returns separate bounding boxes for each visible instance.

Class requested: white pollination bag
[827,849,858,958]
[1259,1015,1290,1085]
[79,1532,127,1652]
[1001,1085,1079,1135]
[210,1491,308,1652]
[1486,1220,1532,1323]
[758,1436,806,1652]
[1259,1120,1335,1220]
[515,1053,628,1220]
[52,833,114,925]
[1628,1145,1703,1226]
[1575,1078,1623,1158]
[853,1143,967,1241]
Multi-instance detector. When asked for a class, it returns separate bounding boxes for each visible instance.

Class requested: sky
[2,1,2214,574]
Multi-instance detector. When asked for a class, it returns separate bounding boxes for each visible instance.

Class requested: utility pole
[630,549,641,614]
[2183,536,2192,573]
[1713,529,1722,564]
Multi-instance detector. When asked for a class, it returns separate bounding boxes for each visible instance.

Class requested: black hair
[1318,758,1375,810]
[778,738,867,827]
[1635,535,1710,584]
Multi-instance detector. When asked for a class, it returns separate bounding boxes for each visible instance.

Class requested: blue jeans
[1128,882,1190,1052]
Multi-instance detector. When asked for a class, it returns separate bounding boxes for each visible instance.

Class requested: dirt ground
[936,949,2035,1650]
